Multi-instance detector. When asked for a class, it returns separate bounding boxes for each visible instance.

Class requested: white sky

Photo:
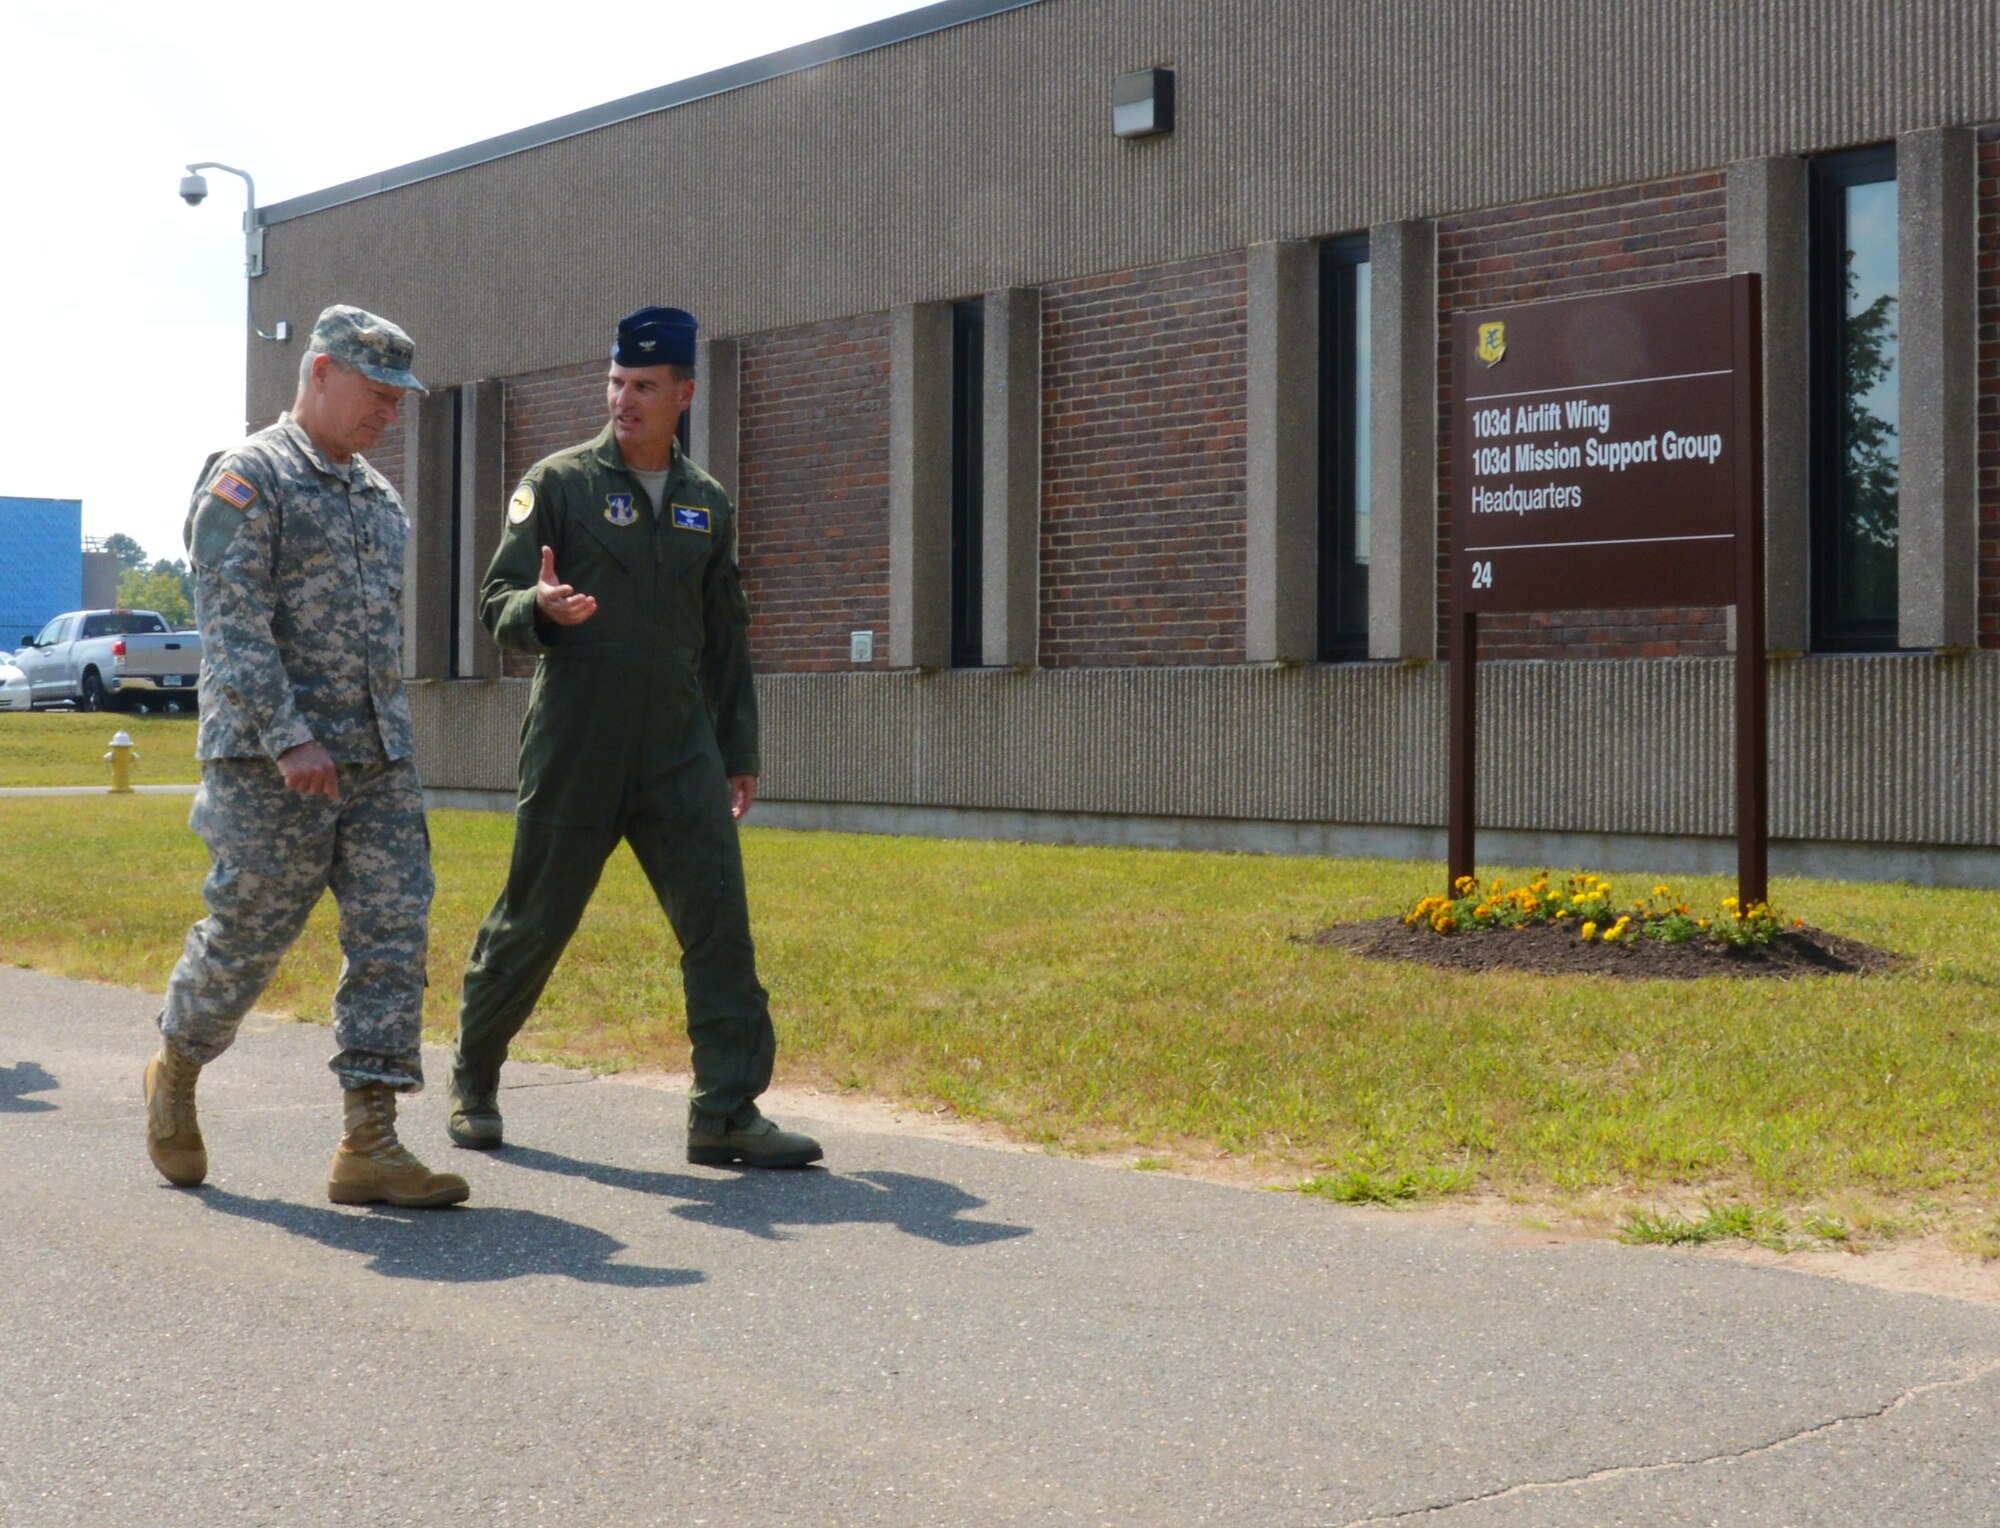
[2,0,934,566]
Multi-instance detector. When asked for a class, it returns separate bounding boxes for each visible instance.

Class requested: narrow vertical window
[1809,145,1899,651]
[950,297,986,668]
[1318,235,1372,660]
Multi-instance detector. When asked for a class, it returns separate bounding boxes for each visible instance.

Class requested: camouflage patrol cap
[306,304,428,393]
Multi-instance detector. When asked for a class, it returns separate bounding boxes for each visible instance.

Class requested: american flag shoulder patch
[210,471,259,510]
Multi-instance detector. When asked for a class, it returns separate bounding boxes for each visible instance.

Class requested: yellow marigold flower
[1581,921,1598,940]
[1455,876,1477,894]
[1652,885,1669,898]
[1722,896,1738,910]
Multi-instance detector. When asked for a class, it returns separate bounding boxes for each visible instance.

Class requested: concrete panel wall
[1245,240,1318,663]
[690,337,741,502]
[890,302,954,669]
[980,287,1041,668]
[1367,220,1437,661]
[409,651,2000,848]
[457,380,505,677]
[251,0,2000,418]
[1726,156,1811,655]
[1897,126,1979,650]
[402,390,455,678]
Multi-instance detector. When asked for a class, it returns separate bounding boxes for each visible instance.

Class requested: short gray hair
[297,347,352,392]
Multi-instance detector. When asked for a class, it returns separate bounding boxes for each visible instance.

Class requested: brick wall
[1978,125,2000,648]
[367,414,405,501]
[492,361,603,675]
[736,313,893,672]
[1436,175,1731,660]
[1039,252,1249,667]
[503,360,603,491]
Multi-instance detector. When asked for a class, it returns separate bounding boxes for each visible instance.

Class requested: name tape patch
[210,471,259,511]
[671,503,711,534]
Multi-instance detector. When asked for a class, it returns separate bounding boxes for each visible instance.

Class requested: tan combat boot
[143,1044,207,1187]
[328,1083,471,1208]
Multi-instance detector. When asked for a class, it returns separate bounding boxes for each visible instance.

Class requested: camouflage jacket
[183,413,414,763]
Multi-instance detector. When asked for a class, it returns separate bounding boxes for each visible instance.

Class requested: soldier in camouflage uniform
[449,305,820,1168]
[144,304,469,1209]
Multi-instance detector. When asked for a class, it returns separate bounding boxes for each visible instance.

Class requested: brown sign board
[1451,277,1753,615]
[1445,273,1768,906]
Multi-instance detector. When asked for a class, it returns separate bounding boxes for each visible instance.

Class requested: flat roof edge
[260,0,1047,226]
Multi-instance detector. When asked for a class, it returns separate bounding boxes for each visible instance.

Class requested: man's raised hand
[534,545,599,626]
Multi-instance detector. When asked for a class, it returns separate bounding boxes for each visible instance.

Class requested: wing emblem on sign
[1476,322,1507,368]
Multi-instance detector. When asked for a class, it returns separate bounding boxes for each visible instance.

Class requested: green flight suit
[453,423,771,1133]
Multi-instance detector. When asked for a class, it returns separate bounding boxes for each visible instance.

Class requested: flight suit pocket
[516,674,622,827]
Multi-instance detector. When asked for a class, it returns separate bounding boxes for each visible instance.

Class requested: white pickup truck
[12,609,204,712]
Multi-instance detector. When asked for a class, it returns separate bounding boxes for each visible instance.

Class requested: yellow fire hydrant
[104,730,139,794]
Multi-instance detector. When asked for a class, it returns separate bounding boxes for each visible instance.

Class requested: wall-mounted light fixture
[1113,67,1174,139]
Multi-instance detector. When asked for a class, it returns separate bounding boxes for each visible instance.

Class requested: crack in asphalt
[1334,1355,2000,1525]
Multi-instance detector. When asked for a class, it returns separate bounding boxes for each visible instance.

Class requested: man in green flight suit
[449,305,820,1168]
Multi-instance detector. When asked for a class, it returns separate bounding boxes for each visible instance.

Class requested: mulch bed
[1305,917,1902,981]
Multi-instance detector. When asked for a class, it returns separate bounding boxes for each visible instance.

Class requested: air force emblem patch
[506,483,535,525]
[604,493,638,527]
[1476,322,1507,368]
[671,503,712,534]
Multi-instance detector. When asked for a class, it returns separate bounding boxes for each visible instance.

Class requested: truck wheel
[79,672,106,712]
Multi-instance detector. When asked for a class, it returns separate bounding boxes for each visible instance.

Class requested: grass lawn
[4,793,1998,1254]
[0,711,202,785]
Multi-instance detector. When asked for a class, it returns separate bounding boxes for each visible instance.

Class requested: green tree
[148,557,195,612]
[115,567,193,628]
[1842,285,1898,552]
[100,532,149,572]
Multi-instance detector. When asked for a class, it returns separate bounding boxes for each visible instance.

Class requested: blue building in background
[0,497,83,645]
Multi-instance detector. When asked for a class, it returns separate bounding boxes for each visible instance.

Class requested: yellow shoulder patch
[507,482,536,526]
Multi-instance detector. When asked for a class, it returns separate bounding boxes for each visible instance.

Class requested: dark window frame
[1317,233,1371,662]
[447,387,464,677]
[1807,143,1899,653]
[949,297,986,669]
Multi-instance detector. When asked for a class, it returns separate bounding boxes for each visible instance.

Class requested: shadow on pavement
[197,1187,704,1288]
[0,1061,58,1113]
[499,1144,1034,1248]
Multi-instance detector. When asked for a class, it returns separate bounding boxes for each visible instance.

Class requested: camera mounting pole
[181,161,264,278]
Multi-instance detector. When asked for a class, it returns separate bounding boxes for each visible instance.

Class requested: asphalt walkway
[3,965,1997,1525]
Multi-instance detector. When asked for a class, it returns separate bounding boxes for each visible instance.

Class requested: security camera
[178,173,208,206]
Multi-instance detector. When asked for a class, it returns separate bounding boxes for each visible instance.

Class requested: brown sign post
[1447,273,1767,905]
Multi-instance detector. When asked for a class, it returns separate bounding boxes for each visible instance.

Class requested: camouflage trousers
[158,755,433,1091]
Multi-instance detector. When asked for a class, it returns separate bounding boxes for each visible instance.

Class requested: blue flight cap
[613,306,698,368]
